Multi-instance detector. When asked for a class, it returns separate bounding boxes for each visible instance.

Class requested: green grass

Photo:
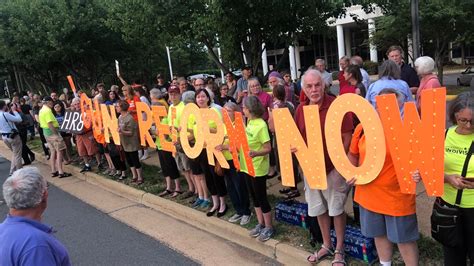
[27,138,444,264]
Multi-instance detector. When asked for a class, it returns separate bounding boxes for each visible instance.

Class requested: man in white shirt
[315,59,333,90]
[0,100,23,175]
[351,56,371,89]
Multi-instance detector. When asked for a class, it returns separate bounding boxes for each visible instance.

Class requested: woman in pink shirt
[414,56,441,110]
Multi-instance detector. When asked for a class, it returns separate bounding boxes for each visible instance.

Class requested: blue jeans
[224,161,251,216]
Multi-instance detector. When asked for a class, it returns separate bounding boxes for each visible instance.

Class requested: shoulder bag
[431,136,474,247]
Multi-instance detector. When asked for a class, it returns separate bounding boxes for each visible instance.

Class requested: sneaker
[249,223,264,238]
[140,154,150,161]
[191,198,203,208]
[80,165,91,173]
[257,227,274,242]
[240,213,252,225]
[228,213,243,223]
[199,199,210,209]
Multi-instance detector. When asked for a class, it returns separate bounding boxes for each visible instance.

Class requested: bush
[363,61,379,75]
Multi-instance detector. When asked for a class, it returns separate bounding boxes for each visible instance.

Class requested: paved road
[0,156,198,266]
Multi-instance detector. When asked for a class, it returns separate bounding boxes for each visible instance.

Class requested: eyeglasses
[457,118,473,125]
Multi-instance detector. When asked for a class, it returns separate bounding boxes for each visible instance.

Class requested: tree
[366,0,474,84]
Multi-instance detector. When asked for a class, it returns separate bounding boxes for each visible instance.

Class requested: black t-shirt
[401,63,420,88]
[20,104,31,114]
[214,95,236,107]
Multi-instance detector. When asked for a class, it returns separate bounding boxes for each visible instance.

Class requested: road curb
[1,145,313,265]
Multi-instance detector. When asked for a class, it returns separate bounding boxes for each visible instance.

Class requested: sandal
[331,250,346,266]
[307,244,334,264]
[51,172,59,177]
[59,172,72,178]
[279,188,291,194]
[159,189,173,197]
[170,190,183,198]
[285,190,300,199]
[135,179,144,185]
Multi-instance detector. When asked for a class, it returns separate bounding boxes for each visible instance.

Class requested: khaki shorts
[46,134,66,152]
[304,168,349,217]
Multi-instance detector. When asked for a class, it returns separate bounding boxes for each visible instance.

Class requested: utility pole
[166,46,173,80]
[411,0,420,59]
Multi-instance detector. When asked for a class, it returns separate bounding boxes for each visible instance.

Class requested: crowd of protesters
[0,45,473,265]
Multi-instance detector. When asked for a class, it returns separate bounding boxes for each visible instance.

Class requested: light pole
[166,46,173,80]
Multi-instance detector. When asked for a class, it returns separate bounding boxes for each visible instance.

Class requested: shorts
[189,156,203,175]
[174,151,191,172]
[359,205,419,243]
[45,134,66,152]
[124,151,142,169]
[304,168,349,217]
[76,132,98,157]
[157,149,180,179]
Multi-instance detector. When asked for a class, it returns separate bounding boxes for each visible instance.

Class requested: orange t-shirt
[350,124,416,216]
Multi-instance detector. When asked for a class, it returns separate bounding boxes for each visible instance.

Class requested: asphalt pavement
[0,156,198,266]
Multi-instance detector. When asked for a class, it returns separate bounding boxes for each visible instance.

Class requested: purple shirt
[0,215,71,266]
[254,91,272,121]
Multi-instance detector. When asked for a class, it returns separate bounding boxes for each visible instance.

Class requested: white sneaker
[240,213,252,225]
[140,150,150,161]
[228,213,242,223]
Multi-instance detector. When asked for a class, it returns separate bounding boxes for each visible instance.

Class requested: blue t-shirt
[0,215,71,266]
[365,77,414,116]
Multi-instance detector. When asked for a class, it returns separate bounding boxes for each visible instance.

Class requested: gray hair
[315,59,326,65]
[378,60,401,80]
[301,69,322,88]
[149,88,165,100]
[3,167,47,210]
[224,101,241,113]
[414,56,435,76]
[340,56,350,63]
[247,77,261,91]
[182,91,195,104]
[243,96,264,118]
[71,97,80,105]
[449,92,474,125]
[110,85,119,92]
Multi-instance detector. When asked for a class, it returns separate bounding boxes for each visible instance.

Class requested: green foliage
[362,60,379,75]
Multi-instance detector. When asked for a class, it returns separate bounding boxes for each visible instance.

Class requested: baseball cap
[168,85,180,94]
[242,64,252,70]
[42,96,53,102]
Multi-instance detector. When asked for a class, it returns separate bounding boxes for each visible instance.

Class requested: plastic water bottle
[301,214,307,229]
[362,243,368,262]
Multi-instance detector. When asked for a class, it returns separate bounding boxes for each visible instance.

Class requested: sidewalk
[0,143,317,266]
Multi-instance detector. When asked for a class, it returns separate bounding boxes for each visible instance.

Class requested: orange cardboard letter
[136,102,156,148]
[100,104,120,145]
[376,88,446,196]
[325,94,386,184]
[151,105,175,153]
[221,109,255,176]
[179,103,204,159]
[273,106,327,189]
[80,94,92,129]
[200,109,229,168]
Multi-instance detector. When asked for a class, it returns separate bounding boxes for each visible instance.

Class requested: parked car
[457,66,474,86]
[187,73,216,81]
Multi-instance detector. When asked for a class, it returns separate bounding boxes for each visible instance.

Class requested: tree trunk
[275,47,290,71]
[203,39,229,73]
[461,44,466,67]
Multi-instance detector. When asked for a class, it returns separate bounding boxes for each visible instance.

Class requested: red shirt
[126,96,141,121]
[338,71,356,95]
[294,94,353,174]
